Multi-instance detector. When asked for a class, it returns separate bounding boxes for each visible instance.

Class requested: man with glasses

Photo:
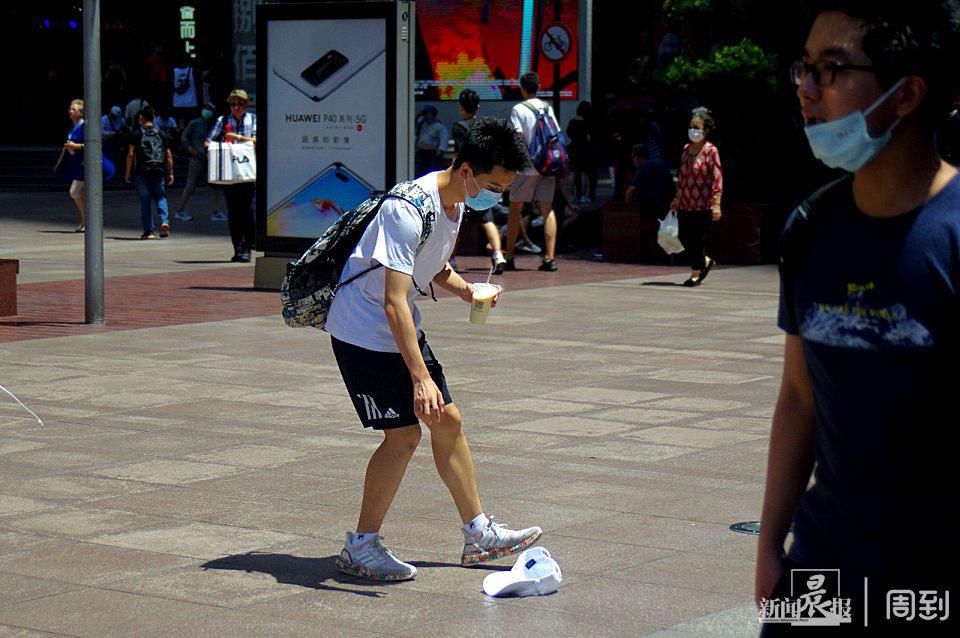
[756,2,960,632]
[206,89,257,262]
[325,118,543,582]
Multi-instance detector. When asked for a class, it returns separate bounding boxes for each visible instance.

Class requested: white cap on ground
[482,546,562,597]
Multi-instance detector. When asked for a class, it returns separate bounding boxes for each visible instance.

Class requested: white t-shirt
[172,66,198,108]
[325,171,462,352]
[509,98,557,176]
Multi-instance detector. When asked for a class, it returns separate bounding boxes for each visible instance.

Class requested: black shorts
[331,333,453,430]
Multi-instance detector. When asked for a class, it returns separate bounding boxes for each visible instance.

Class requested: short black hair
[576,101,591,118]
[139,105,155,122]
[520,71,540,95]
[811,0,960,125]
[690,106,715,133]
[631,144,650,160]
[453,117,531,174]
[458,89,480,114]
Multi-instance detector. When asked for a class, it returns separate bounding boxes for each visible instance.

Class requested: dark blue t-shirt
[629,158,674,213]
[778,174,960,579]
[64,121,85,181]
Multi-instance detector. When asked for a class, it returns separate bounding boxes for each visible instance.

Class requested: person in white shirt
[505,71,560,271]
[327,117,543,582]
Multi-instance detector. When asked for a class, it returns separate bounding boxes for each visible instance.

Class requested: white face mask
[803,78,905,173]
[688,128,705,143]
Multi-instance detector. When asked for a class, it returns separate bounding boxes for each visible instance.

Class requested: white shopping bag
[657,211,684,255]
[207,141,257,185]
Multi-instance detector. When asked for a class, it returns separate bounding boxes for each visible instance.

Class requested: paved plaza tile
[0,202,779,636]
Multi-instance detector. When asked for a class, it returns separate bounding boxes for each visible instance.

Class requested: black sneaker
[239,251,252,263]
[503,258,517,271]
[538,259,558,272]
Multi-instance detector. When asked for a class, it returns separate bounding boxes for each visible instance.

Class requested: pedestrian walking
[326,117,542,581]
[205,89,257,262]
[669,107,722,287]
[567,101,598,203]
[449,89,507,273]
[54,99,86,233]
[174,103,224,222]
[125,106,174,239]
[414,105,449,177]
[505,71,560,271]
[756,2,960,633]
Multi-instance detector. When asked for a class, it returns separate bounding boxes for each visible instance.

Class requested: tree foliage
[657,38,779,96]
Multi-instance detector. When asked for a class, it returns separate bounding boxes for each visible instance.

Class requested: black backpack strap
[333,184,438,294]
[779,175,851,315]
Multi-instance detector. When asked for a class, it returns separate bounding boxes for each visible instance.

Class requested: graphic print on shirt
[800,281,933,350]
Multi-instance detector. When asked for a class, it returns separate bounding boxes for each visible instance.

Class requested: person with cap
[205,89,257,262]
[327,117,543,582]
[175,103,224,222]
[414,104,448,177]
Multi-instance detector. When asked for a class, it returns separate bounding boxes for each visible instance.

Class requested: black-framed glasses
[228,102,246,107]
[789,60,877,87]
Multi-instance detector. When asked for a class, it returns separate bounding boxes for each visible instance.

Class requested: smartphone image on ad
[267,162,376,239]
[273,46,385,102]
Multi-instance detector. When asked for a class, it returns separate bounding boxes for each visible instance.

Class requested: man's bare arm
[755,334,817,604]
[384,268,443,424]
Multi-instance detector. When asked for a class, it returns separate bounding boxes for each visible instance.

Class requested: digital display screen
[414,0,579,101]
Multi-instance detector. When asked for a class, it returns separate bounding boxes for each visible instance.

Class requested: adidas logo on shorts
[357,394,400,420]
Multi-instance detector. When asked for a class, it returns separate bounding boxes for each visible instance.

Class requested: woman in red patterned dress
[669,107,723,286]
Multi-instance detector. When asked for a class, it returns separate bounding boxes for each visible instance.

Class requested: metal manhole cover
[730,521,760,535]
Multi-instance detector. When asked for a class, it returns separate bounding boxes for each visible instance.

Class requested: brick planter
[0,259,19,316]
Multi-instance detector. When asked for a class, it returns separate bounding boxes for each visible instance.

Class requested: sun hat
[482,546,562,597]
[227,89,249,103]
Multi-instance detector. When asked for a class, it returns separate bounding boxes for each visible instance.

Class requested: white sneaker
[491,251,507,274]
[461,516,543,566]
[174,210,193,221]
[515,239,542,254]
[336,532,417,581]
[210,210,228,222]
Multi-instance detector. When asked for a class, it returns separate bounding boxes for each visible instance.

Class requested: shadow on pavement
[641,281,685,286]
[202,552,392,597]
[175,260,235,264]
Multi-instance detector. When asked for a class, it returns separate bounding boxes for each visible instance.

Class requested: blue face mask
[803,78,904,172]
[201,109,213,120]
[463,173,501,210]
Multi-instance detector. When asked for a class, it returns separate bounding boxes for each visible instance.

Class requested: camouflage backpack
[280,181,438,329]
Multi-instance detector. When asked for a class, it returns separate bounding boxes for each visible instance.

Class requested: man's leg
[153,178,170,233]
[506,200,524,260]
[537,199,558,262]
[482,221,502,255]
[134,177,154,235]
[425,404,543,566]
[355,424,422,533]
[424,404,482,524]
[176,157,201,213]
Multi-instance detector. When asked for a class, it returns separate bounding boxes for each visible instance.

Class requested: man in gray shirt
[174,103,224,221]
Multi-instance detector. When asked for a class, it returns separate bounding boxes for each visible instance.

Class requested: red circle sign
[540,22,572,63]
